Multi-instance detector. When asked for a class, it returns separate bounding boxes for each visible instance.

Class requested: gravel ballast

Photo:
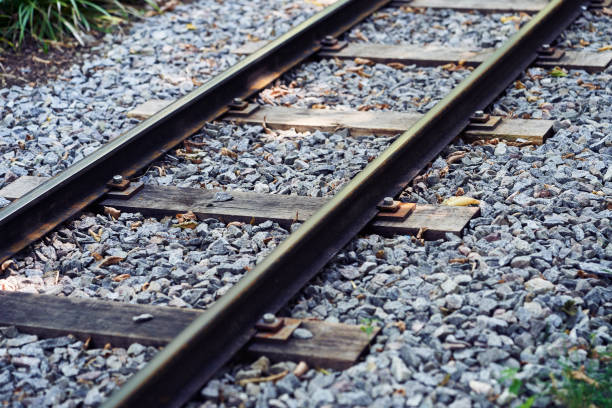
[185,9,612,408]
[0,0,320,195]
[1,4,611,408]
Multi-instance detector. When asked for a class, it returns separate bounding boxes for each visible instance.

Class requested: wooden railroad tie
[128,102,553,145]
[0,291,378,370]
[388,0,612,13]
[1,177,480,240]
[235,42,612,73]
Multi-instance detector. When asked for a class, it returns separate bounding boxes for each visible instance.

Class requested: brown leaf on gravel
[449,258,469,264]
[176,221,198,229]
[98,256,125,267]
[446,152,466,164]
[1,260,14,272]
[387,62,406,70]
[104,206,121,220]
[238,370,288,387]
[392,321,406,333]
[442,196,480,206]
[91,252,103,261]
[416,227,428,240]
[293,361,309,377]
[176,211,197,223]
[354,57,374,66]
[439,165,449,178]
[441,61,472,72]
[455,187,465,196]
[570,370,598,387]
[220,147,237,159]
[89,228,103,242]
[352,30,369,42]
[577,80,600,90]
[112,274,131,282]
[577,270,597,279]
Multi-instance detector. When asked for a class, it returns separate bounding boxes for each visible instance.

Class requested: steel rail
[102,0,586,407]
[0,0,390,263]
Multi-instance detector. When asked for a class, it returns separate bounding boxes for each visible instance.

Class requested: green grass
[501,345,612,408]
[549,347,612,408]
[0,0,158,49]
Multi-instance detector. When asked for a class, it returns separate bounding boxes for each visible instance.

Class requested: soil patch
[0,37,101,88]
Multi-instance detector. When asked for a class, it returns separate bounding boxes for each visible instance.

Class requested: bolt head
[112,175,123,184]
[321,35,337,46]
[541,44,551,49]
[232,98,243,105]
[262,313,277,324]
[382,197,394,206]
[474,110,485,117]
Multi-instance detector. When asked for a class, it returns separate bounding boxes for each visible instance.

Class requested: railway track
[1,0,610,407]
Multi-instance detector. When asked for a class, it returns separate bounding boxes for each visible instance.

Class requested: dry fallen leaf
[113,274,131,282]
[1,260,14,272]
[354,57,374,66]
[500,15,521,23]
[387,62,406,70]
[598,45,612,52]
[220,147,237,159]
[570,370,598,386]
[104,206,121,220]
[89,228,103,242]
[442,196,480,206]
[305,0,336,6]
[176,221,198,229]
[293,361,309,377]
[416,227,428,240]
[98,256,125,267]
[176,211,197,223]
[238,370,288,387]
[91,252,103,261]
[446,152,466,164]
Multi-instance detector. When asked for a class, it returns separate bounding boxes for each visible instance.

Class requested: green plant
[500,367,523,396]
[0,0,158,49]
[549,347,612,408]
[359,318,379,336]
[499,367,536,408]
[502,346,612,408]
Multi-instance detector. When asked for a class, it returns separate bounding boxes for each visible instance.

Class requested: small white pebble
[292,328,313,339]
[132,313,154,323]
